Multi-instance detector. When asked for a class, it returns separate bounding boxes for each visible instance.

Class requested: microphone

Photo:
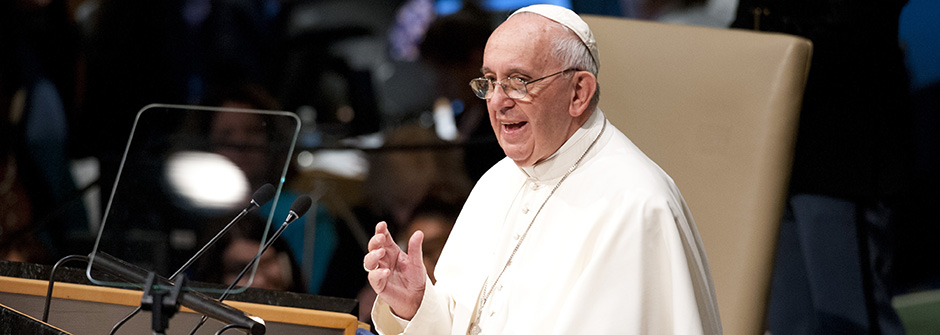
[170,183,276,280]
[248,184,277,211]
[284,195,313,225]
[188,195,313,334]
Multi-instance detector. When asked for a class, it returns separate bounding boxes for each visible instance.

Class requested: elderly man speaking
[363,4,722,334]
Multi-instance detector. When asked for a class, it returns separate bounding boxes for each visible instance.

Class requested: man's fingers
[370,221,397,249]
[408,230,425,264]
[364,248,387,270]
[375,221,390,236]
[369,221,398,250]
[363,250,376,270]
[368,269,390,294]
[368,232,386,251]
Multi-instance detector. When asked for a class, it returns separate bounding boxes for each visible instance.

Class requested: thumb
[408,230,425,265]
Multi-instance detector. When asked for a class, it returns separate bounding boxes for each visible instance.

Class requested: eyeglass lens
[471,78,527,100]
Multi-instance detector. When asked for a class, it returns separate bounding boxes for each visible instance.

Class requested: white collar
[520,109,605,181]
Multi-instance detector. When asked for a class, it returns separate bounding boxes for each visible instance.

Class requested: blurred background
[0,0,937,331]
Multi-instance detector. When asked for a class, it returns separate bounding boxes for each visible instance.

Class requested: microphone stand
[140,272,185,335]
[91,252,266,334]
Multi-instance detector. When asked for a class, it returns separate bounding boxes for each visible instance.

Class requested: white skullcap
[509,4,599,71]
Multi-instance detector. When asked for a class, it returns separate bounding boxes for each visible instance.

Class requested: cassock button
[531,183,541,190]
[513,233,520,240]
[522,207,530,214]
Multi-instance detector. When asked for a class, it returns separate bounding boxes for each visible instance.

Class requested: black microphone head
[251,184,276,207]
[288,195,313,219]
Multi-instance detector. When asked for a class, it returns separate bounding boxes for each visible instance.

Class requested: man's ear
[569,71,597,117]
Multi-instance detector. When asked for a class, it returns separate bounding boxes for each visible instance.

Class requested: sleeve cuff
[372,276,450,335]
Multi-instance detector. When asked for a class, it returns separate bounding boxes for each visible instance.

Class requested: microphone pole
[188,195,313,335]
[171,183,276,280]
[220,195,312,301]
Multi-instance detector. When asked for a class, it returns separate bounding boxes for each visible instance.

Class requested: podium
[0,260,365,334]
[0,303,68,335]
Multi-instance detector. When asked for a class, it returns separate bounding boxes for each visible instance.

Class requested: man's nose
[489,84,515,110]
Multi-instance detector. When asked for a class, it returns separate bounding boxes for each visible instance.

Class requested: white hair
[550,24,601,110]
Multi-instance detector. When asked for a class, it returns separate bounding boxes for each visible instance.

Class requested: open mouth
[502,121,527,131]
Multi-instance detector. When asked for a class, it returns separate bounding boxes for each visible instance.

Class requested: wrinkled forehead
[482,14,565,72]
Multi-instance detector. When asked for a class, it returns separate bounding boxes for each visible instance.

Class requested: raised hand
[363,221,427,320]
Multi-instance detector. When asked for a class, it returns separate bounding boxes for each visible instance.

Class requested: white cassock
[372,110,722,334]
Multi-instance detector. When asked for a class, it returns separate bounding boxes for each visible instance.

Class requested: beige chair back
[583,15,812,334]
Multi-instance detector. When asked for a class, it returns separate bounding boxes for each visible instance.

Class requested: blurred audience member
[397,196,461,284]
[419,4,503,181]
[197,212,305,292]
[362,124,472,230]
[320,123,471,323]
[0,142,44,263]
[0,0,90,263]
[202,82,340,294]
[731,1,913,334]
[388,0,436,62]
